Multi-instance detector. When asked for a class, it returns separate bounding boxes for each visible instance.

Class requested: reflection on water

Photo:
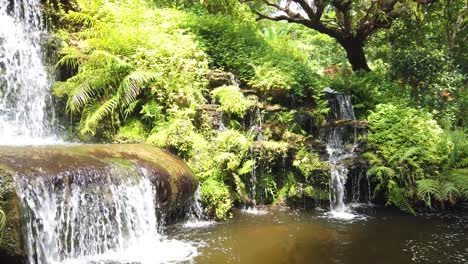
[167,206,468,264]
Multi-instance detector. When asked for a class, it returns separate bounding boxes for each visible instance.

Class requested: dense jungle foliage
[43,0,466,219]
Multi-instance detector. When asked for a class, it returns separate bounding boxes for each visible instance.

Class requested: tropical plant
[211,85,256,117]
[0,206,5,243]
[366,104,466,212]
[53,0,209,137]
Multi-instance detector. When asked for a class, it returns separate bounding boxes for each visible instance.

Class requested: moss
[114,120,148,143]
[0,165,23,257]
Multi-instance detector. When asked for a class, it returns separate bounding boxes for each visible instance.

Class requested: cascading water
[320,88,361,219]
[0,0,56,144]
[183,187,216,228]
[15,166,197,264]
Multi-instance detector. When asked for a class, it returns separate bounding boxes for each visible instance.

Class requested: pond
[167,205,467,264]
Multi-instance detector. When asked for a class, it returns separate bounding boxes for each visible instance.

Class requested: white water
[0,0,59,144]
[183,187,216,228]
[241,207,268,215]
[15,169,198,264]
[320,89,360,219]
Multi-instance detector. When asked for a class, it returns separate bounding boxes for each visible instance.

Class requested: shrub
[366,104,466,212]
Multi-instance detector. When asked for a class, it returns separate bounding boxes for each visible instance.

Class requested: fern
[79,95,120,135]
[120,71,161,106]
[437,182,460,205]
[387,182,415,215]
[416,179,438,207]
[0,206,5,243]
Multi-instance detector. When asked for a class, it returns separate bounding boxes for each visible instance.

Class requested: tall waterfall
[0,0,56,144]
[15,166,197,264]
[320,88,359,218]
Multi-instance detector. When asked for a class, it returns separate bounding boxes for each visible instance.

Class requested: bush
[366,104,466,212]
[200,178,232,220]
[211,85,256,117]
[53,0,209,136]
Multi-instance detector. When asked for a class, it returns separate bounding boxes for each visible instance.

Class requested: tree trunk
[340,38,371,72]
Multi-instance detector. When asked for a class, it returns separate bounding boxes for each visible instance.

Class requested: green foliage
[114,119,147,143]
[147,112,198,158]
[211,85,256,117]
[325,69,407,118]
[45,0,467,219]
[366,104,466,212]
[249,63,297,91]
[200,178,232,220]
[187,15,321,98]
[54,0,208,136]
[293,147,329,180]
[0,206,5,243]
[367,104,445,165]
[368,7,467,128]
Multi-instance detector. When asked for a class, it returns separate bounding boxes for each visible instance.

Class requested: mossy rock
[0,165,24,260]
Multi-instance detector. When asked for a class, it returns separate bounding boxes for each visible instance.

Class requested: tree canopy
[245,0,441,71]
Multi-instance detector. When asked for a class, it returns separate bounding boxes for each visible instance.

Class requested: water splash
[15,167,197,264]
[241,206,268,215]
[0,0,58,144]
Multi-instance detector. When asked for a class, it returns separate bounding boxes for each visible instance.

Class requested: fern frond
[367,165,395,181]
[389,146,422,164]
[79,95,120,135]
[232,173,248,203]
[437,181,460,205]
[446,169,468,198]
[66,79,96,113]
[416,179,438,207]
[387,182,415,215]
[457,157,468,168]
[66,11,108,32]
[363,152,383,166]
[120,71,161,106]
[86,50,132,71]
[56,53,80,70]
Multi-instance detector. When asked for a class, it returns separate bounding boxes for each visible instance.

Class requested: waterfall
[183,187,216,228]
[0,0,56,144]
[320,88,359,218]
[15,166,197,264]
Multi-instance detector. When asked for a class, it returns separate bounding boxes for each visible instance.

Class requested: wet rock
[206,69,234,89]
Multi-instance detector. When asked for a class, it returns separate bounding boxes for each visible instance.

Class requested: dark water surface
[167,206,468,264]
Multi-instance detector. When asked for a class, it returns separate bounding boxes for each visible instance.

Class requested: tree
[245,0,436,72]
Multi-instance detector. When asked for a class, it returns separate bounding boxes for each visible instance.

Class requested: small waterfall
[0,0,56,144]
[14,166,197,264]
[320,88,360,218]
[183,187,215,228]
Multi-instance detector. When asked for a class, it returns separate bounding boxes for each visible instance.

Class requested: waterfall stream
[15,166,198,264]
[0,3,198,263]
[0,0,57,144]
[320,88,361,219]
